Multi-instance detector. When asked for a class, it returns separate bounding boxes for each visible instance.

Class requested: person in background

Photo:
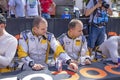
[18,16,78,71]
[25,0,41,18]
[85,0,112,56]
[39,0,56,19]
[61,8,71,19]
[58,19,91,65]
[48,1,56,18]
[10,0,26,18]
[8,0,15,18]
[0,0,8,16]
[73,6,80,18]
[0,14,18,73]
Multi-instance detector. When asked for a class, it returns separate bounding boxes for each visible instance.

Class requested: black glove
[66,59,72,65]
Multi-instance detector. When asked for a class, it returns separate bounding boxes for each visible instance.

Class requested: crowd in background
[0,0,56,19]
[0,0,81,19]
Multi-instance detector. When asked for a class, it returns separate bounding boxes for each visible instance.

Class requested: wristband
[66,59,72,65]
[29,61,35,68]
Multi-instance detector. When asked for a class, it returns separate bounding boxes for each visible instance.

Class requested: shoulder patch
[46,32,53,41]
[82,35,86,44]
[57,33,67,45]
[21,30,31,40]
[58,33,66,39]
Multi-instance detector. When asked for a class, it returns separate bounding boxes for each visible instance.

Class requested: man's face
[35,22,48,36]
[71,23,83,37]
[64,11,69,14]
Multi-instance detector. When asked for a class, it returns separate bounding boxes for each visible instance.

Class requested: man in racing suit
[58,19,91,65]
[18,17,78,71]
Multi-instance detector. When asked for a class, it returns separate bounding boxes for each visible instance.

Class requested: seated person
[17,16,78,71]
[98,36,120,63]
[61,8,71,19]
[58,19,91,65]
[0,14,18,73]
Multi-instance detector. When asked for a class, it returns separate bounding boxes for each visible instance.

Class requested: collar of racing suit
[32,29,48,40]
[67,31,76,39]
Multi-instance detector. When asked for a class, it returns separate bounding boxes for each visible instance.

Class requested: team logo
[66,41,70,45]
[30,37,35,41]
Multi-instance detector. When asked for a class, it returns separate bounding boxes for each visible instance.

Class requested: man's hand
[85,58,91,65]
[32,64,45,71]
[107,8,113,15]
[68,62,78,72]
[95,2,102,9]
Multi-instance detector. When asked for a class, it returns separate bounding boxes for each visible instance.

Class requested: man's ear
[32,27,35,32]
[33,26,37,30]
[0,23,6,28]
[32,26,39,33]
[4,24,6,27]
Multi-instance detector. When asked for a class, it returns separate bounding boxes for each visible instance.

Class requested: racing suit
[58,33,90,65]
[17,30,71,68]
[99,36,120,63]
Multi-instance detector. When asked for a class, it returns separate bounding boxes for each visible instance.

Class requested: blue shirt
[61,14,71,19]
